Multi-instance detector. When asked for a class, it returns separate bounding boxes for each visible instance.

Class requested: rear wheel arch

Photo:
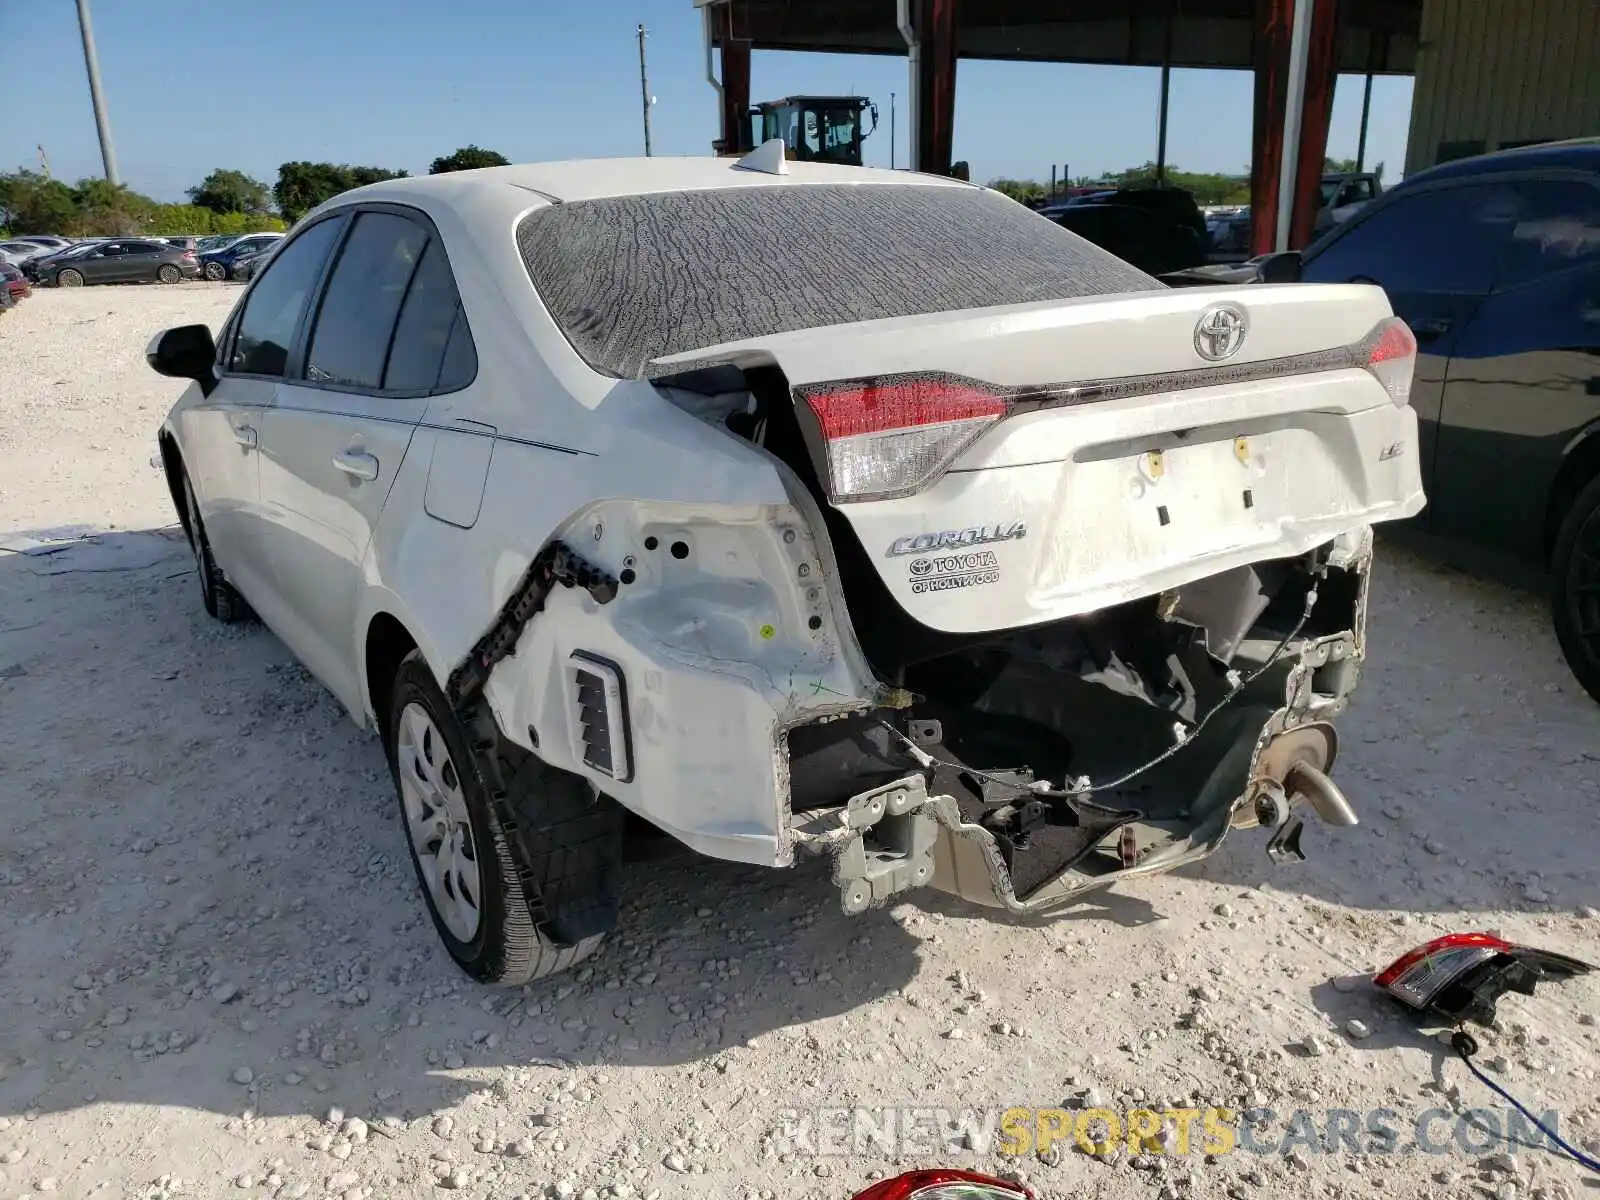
[1545,426,1600,564]
[364,611,421,737]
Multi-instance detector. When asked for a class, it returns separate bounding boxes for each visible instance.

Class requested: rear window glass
[517,184,1160,379]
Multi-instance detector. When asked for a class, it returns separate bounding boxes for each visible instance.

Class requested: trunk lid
[652,283,1426,634]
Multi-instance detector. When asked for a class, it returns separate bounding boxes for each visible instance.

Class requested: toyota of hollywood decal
[907,549,1001,594]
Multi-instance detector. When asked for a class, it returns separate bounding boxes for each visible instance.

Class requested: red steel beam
[1249,0,1292,255]
[915,0,959,174]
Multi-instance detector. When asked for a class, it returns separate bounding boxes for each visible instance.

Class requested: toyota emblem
[1193,303,1248,361]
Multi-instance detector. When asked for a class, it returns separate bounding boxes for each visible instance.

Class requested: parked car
[1050,200,1208,275]
[14,234,74,253]
[34,239,199,286]
[228,248,271,281]
[19,242,95,280]
[1206,206,1252,255]
[197,233,283,280]
[1314,171,1384,236]
[149,156,1421,984]
[0,261,31,302]
[1167,139,1600,701]
[0,239,51,266]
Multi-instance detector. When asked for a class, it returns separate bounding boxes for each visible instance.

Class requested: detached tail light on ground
[1375,931,1592,1024]
[798,317,1419,505]
[849,1169,1033,1200]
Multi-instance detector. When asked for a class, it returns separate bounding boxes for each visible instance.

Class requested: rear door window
[382,238,475,393]
[1493,179,1600,289]
[303,212,429,391]
[229,217,344,377]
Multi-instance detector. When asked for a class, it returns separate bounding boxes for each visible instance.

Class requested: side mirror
[1258,250,1303,284]
[147,324,218,395]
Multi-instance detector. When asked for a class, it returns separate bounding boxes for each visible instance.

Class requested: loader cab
[751,96,879,167]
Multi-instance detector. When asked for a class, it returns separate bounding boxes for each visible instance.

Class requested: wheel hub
[396,702,482,941]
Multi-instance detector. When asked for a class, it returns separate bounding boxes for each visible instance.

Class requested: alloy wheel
[396,702,483,941]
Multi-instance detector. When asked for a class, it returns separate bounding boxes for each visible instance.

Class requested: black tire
[1551,474,1600,704]
[181,471,253,624]
[57,268,83,288]
[157,264,181,284]
[203,261,226,281]
[385,651,623,985]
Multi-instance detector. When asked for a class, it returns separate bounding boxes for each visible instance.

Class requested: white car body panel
[254,385,427,715]
[653,283,1424,633]
[157,155,1425,899]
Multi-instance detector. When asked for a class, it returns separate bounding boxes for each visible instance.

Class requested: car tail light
[1363,316,1416,406]
[849,1169,1033,1200]
[1374,931,1511,1009]
[797,377,1008,504]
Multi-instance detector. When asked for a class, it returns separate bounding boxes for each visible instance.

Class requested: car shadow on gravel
[0,528,921,1126]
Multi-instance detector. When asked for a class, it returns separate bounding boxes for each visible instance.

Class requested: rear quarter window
[517,183,1160,379]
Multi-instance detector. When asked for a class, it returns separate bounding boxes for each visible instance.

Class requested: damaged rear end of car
[492,174,1425,918]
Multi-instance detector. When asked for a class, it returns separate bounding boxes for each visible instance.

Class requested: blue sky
[1,0,1412,202]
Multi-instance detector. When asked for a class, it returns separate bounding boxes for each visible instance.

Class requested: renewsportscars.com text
[774,1105,1566,1158]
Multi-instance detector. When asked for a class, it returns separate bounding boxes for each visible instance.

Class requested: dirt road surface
[1,286,1597,1200]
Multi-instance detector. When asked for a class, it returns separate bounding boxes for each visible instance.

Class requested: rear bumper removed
[790,530,1375,914]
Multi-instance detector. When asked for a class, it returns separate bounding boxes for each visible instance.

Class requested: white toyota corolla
[150,145,1425,985]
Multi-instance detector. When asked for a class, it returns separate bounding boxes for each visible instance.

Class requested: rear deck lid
[652,285,1425,632]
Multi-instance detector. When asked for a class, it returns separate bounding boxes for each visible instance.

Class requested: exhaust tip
[1285,762,1358,827]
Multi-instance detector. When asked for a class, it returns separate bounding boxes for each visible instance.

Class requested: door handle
[333,450,380,481]
[1408,316,1452,342]
[233,424,257,449]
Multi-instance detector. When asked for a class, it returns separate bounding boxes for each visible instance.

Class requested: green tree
[0,170,80,233]
[429,145,510,174]
[70,178,154,236]
[187,168,272,215]
[273,162,408,222]
[986,178,1049,205]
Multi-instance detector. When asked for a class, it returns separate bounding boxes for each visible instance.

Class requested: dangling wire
[880,583,1321,798]
[1452,1031,1600,1173]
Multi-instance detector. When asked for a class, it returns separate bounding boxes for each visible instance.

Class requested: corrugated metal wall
[1406,0,1600,175]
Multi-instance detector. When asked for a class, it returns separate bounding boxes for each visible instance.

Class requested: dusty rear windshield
[516,183,1160,379]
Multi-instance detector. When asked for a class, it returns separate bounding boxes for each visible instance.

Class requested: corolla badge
[1193,302,1249,361]
[886,522,1027,557]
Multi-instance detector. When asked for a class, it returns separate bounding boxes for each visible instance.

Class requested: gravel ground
[0,285,1597,1200]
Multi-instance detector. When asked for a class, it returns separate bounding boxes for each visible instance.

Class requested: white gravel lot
[0,284,1597,1200]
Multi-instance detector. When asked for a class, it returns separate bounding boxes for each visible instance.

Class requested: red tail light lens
[1375,932,1511,1009]
[798,376,1009,504]
[850,1169,1033,1200]
[1363,316,1416,406]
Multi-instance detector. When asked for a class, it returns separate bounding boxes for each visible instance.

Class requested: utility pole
[633,24,652,157]
[890,93,896,168]
[37,145,52,180]
[1355,72,1375,171]
[75,0,120,184]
